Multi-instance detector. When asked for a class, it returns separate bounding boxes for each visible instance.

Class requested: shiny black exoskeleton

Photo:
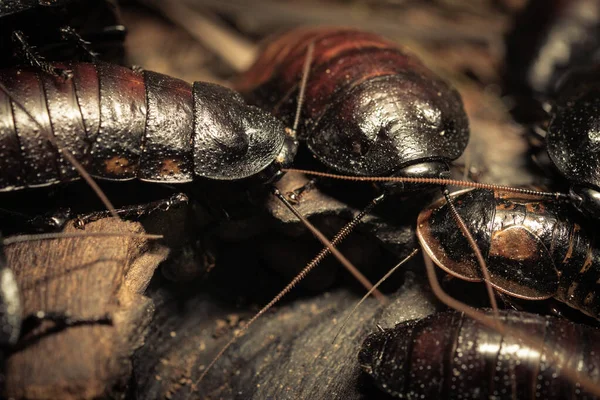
[505,0,600,218]
[359,310,600,399]
[0,0,127,68]
[236,28,470,193]
[417,189,600,319]
[0,61,296,206]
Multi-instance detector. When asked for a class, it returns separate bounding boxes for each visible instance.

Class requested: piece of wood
[134,273,440,400]
[3,218,168,400]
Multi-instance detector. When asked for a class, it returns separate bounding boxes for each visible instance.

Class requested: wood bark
[3,219,168,400]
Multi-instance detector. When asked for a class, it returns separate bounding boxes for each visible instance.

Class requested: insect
[0,60,295,193]
[505,0,600,219]
[0,59,382,294]
[236,27,470,192]
[0,0,127,74]
[417,188,600,320]
[359,309,600,399]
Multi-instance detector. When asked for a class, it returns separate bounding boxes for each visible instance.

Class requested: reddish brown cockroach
[236,27,469,189]
[360,309,600,399]
[0,59,383,305]
[418,188,600,320]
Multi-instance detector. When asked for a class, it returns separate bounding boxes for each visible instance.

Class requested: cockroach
[417,188,600,320]
[359,309,600,399]
[0,61,295,190]
[0,60,383,297]
[1,0,127,75]
[505,0,600,219]
[236,27,470,190]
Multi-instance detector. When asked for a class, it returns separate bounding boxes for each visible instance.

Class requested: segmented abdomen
[553,220,600,318]
[0,62,195,190]
[359,310,600,399]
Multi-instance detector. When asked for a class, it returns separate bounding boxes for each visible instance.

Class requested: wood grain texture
[3,218,168,400]
[134,273,440,400]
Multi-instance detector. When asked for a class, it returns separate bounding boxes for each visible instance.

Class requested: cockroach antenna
[282,169,570,200]
[194,43,388,388]
[442,189,500,322]
[332,248,420,344]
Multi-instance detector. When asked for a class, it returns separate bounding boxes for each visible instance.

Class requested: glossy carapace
[0,61,296,191]
[236,28,469,186]
[506,0,600,218]
[360,310,600,399]
[417,189,600,319]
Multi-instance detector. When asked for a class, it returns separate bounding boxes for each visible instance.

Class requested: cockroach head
[192,82,297,184]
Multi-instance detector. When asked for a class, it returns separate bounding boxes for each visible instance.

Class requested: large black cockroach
[236,27,470,190]
[1,0,127,72]
[418,188,600,320]
[359,309,600,399]
[505,0,600,219]
[0,61,295,190]
[0,60,379,294]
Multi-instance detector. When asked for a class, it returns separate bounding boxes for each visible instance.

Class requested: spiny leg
[59,26,98,61]
[11,31,73,79]
[74,193,189,229]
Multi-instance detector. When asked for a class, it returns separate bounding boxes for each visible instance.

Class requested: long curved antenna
[422,252,600,397]
[282,169,569,200]
[273,188,385,301]
[292,41,314,133]
[194,192,385,389]
[442,190,500,322]
[0,82,119,219]
[4,231,163,246]
[332,248,420,344]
